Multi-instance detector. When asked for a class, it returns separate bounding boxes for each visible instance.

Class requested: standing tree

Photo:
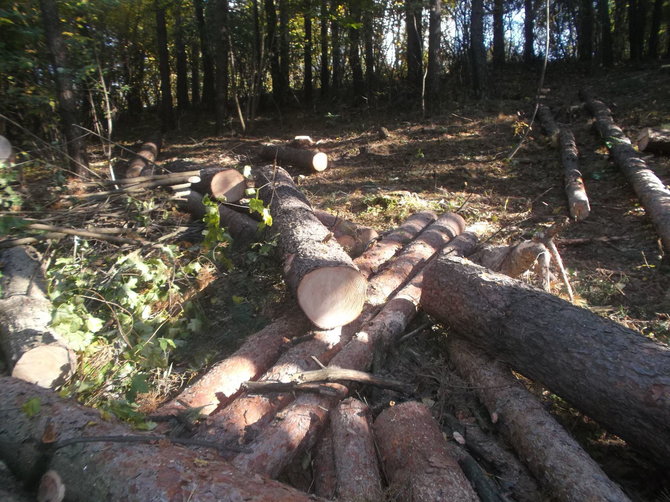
[470,0,486,97]
[190,40,201,106]
[363,0,375,98]
[175,4,190,110]
[524,0,535,64]
[265,0,284,103]
[648,0,663,58]
[577,0,594,62]
[38,0,89,176]
[349,0,365,100]
[492,0,505,67]
[405,0,423,92]
[214,0,230,134]
[613,0,627,61]
[279,0,290,100]
[597,0,613,67]
[426,0,441,102]
[155,0,175,131]
[331,0,343,92]
[629,0,643,61]
[304,1,313,104]
[320,0,330,96]
[194,0,215,107]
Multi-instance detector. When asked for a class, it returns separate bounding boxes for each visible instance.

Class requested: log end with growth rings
[311,152,328,172]
[297,266,367,329]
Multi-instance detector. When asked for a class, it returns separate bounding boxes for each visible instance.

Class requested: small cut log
[373,401,479,502]
[447,336,630,501]
[537,105,560,147]
[0,376,323,502]
[189,167,246,203]
[421,255,670,467]
[256,165,366,329]
[581,90,670,253]
[0,246,75,388]
[637,127,670,155]
[313,209,379,258]
[260,144,328,172]
[125,136,161,178]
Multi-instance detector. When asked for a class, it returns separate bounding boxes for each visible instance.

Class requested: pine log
[637,127,670,155]
[0,377,322,502]
[229,233,478,478]
[537,105,560,147]
[581,91,670,252]
[447,336,630,501]
[256,165,366,329]
[313,424,338,499]
[373,401,479,502]
[421,255,670,467]
[329,398,382,502]
[471,240,549,278]
[0,461,33,502]
[190,167,246,203]
[125,136,161,178]
[0,246,75,388]
[559,128,591,221]
[313,209,379,258]
[260,144,328,172]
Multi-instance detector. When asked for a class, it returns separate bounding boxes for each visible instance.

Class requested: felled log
[313,424,338,499]
[559,128,590,221]
[0,377,322,502]
[373,401,479,502]
[0,461,33,502]
[260,144,328,172]
[537,105,560,147]
[289,135,316,148]
[0,135,13,164]
[447,336,630,501]
[329,398,382,502]
[125,136,161,178]
[0,246,75,388]
[581,90,670,252]
[421,255,670,467]
[190,167,246,203]
[313,209,379,258]
[256,165,366,329]
[637,127,670,155]
[471,240,549,279]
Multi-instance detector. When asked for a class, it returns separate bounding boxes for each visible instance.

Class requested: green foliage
[0,161,23,211]
[201,195,233,267]
[21,397,41,417]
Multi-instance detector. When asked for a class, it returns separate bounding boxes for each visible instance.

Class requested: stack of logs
[1,134,669,502]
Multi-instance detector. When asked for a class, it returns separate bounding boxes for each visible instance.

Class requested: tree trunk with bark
[637,127,670,155]
[194,0,215,108]
[155,1,175,131]
[492,0,505,67]
[582,91,670,253]
[255,166,366,329]
[214,0,230,135]
[426,0,441,102]
[447,337,630,501]
[190,40,201,106]
[0,377,323,502]
[523,0,535,64]
[259,145,328,172]
[175,5,190,110]
[331,1,342,92]
[597,0,613,66]
[265,0,283,104]
[319,0,329,97]
[125,136,161,178]
[348,2,364,100]
[313,209,378,258]
[190,167,246,202]
[405,0,423,92]
[648,0,663,58]
[303,6,313,105]
[313,424,337,498]
[0,247,76,388]
[39,0,89,176]
[470,0,486,97]
[374,401,479,502]
[577,0,594,61]
[421,255,670,467]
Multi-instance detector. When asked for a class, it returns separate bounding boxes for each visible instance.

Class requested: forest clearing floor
[9,63,670,500]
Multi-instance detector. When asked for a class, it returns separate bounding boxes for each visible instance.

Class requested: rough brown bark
[582,91,670,252]
[190,167,246,202]
[256,165,366,329]
[259,145,328,172]
[373,401,479,502]
[126,137,161,178]
[637,127,670,155]
[313,209,378,258]
[537,105,560,147]
[559,128,591,221]
[313,424,337,498]
[447,336,630,501]
[330,398,382,502]
[0,247,75,388]
[0,377,323,502]
[471,240,549,278]
[421,255,670,466]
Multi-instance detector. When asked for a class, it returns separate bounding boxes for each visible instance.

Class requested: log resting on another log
[256,165,366,329]
[637,127,670,155]
[373,401,479,502]
[125,136,161,178]
[421,255,670,467]
[189,167,246,203]
[447,336,630,502]
[581,90,670,253]
[313,209,379,258]
[260,144,328,172]
[0,246,75,388]
[0,377,322,502]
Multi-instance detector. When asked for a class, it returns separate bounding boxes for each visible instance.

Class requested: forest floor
[9,63,670,500]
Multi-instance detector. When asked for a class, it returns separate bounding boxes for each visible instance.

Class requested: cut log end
[297,267,367,329]
[210,169,246,202]
[11,344,75,388]
[312,152,328,172]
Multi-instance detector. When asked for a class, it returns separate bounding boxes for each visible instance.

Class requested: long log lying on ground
[229,234,478,478]
[256,165,366,329]
[313,424,338,499]
[0,377,322,502]
[637,127,670,155]
[581,90,670,252]
[313,209,379,258]
[260,144,328,172]
[421,255,670,467]
[537,105,560,146]
[0,246,75,388]
[156,211,438,420]
[189,167,246,202]
[447,336,630,501]
[374,401,479,502]
[125,136,161,178]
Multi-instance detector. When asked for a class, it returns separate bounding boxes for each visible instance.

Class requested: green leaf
[21,397,41,417]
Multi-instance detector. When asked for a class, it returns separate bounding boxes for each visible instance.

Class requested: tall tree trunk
[331,0,342,91]
[523,0,535,64]
[304,4,313,105]
[194,0,215,108]
[265,0,283,103]
[155,1,175,131]
[405,0,423,91]
[492,0,505,67]
[320,0,329,96]
[175,5,190,110]
[190,40,201,105]
[38,0,89,176]
[648,0,663,58]
[126,48,145,112]
[578,0,594,61]
[363,0,375,98]
[215,0,229,134]
[470,0,486,98]
[598,0,613,66]
[629,0,643,61]
[279,0,290,100]
[613,0,627,61]
[349,0,364,99]
[426,0,441,101]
